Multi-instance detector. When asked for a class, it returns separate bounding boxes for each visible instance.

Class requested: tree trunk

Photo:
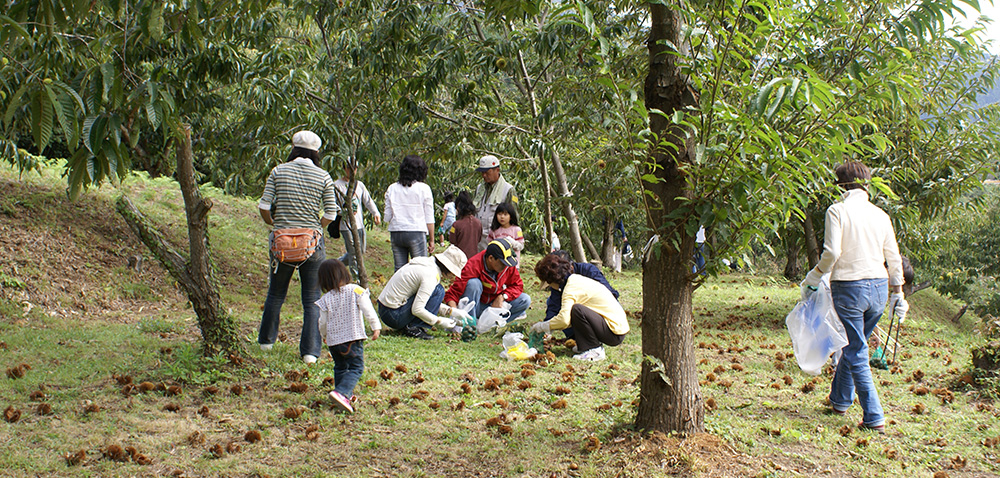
[601,218,616,266]
[116,125,242,354]
[343,166,369,288]
[783,231,801,280]
[538,150,555,252]
[581,232,601,265]
[635,4,703,434]
[803,213,820,268]
[550,148,587,262]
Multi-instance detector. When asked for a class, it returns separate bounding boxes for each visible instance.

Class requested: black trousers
[570,304,625,352]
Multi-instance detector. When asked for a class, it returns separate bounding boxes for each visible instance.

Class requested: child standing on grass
[486,202,524,267]
[438,192,456,246]
[316,259,381,414]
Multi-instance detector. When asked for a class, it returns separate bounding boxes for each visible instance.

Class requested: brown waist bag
[271,228,320,264]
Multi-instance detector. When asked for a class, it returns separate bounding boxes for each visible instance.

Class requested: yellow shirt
[550,274,629,335]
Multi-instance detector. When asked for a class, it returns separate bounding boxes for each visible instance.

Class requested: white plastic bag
[477,306,510,334]
[786,276,848,375]
[499,332,537,360]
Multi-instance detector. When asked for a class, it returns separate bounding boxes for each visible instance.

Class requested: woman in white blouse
[384,155,435,271]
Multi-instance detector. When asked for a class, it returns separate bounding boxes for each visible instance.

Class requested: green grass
[1,162,996,477]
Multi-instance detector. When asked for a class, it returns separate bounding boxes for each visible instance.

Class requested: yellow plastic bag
[499,332,537,360]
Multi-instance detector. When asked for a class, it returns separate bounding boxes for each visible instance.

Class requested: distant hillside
[977,55,1000,107]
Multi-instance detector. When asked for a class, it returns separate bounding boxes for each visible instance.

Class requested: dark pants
[258,236,325,358]
[329,340,365,397]
[570,304,625,352]
[377,284,445,330]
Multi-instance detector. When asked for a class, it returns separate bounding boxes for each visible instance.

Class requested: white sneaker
[302,354,317,364]
[259,343,273,351]
[573,347,606,362]
[329,391,354,413]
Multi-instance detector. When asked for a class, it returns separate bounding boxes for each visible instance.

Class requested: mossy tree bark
[634,4,704,434]
[116,125,243,354]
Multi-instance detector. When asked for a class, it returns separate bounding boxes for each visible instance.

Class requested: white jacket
[816,189,904,285]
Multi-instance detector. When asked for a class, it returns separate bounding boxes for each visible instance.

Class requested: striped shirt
[258,158,339,230]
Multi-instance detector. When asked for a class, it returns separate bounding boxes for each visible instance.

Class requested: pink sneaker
[329,391,354,413]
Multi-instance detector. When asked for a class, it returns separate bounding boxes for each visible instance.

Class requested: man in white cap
[473,154,518,251]
[258,130,339,364]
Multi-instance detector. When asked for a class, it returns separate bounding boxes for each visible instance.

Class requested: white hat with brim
[292,130,322,152]
[475,154,501,172]
[435,245,468,277]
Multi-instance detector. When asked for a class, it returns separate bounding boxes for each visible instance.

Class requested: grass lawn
[1,163,997,477]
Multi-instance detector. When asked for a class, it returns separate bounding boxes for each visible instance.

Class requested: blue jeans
[258,236,325,358]
[390,231,428,271]
[377,284,445,330]
[692,243,707,275]
[330,340,365,397]
[461,278,531,320]
[829,278,888,427]
[339,228,366,279]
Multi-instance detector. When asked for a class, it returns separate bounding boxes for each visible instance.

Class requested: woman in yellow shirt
[530,253,629,361]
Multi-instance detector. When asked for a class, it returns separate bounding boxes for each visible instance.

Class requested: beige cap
[434,245,468,277]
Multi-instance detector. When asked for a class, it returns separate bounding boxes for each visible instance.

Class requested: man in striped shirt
[257,130,340,364]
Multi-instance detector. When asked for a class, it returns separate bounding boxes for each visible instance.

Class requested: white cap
[292,130,322,151]
[476,155,500,172]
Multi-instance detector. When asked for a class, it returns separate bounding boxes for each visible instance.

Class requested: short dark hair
[534,253,574,287]
[288,147,321,167]
[551,249,571,262]
[491,202,518,230]
[318,259,352,293]
[443,191,455,203]
[398,155,428,187]
[455,190,476,218]
[835,162,870,190]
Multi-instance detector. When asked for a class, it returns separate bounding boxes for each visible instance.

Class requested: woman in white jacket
[799,162,908,434]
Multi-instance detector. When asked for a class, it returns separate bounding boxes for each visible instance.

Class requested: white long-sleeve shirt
[316,284,381,347]
[384,182,434,233]
[376,257,447,326]
[816,189,904,286]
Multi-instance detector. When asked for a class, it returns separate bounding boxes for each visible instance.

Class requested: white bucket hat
[434,245,468,277]
[292,130,322,152]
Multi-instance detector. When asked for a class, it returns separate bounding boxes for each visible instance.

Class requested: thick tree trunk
[116,125,242,354]
[635,5,703,434]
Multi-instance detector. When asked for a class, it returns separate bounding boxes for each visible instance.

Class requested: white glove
[435,317,457,330]
[890,292,909,323]
[530,321,551,335]
[799,268,823,301]
[448,307,472,321]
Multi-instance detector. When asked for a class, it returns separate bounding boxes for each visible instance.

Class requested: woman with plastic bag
[799,162,908,434]
[529,253,628,362]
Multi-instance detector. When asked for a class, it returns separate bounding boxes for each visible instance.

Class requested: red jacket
[445,250,524,306]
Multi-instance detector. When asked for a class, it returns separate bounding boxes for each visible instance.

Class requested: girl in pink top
[486,202,524,267]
